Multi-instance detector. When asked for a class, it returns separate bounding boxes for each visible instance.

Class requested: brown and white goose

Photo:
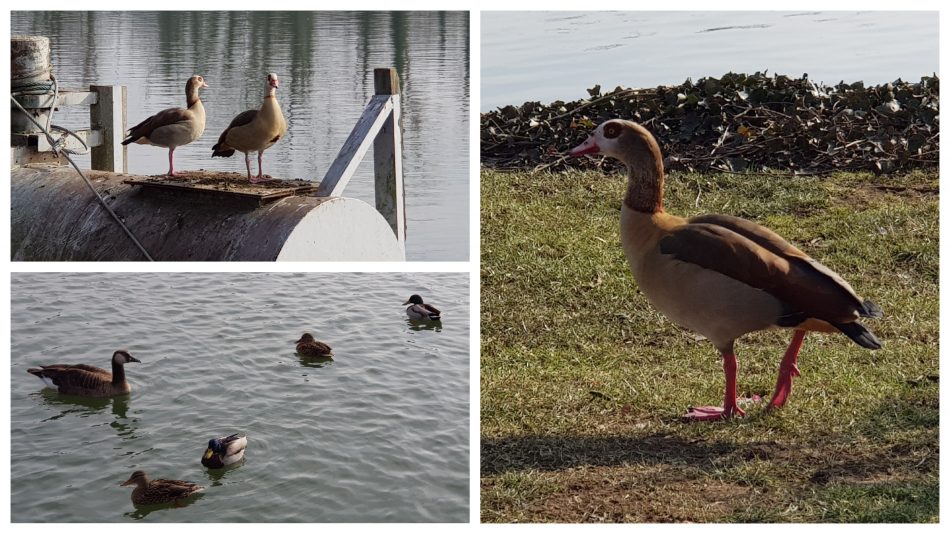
[569,119,882,421]
[212,73,288,183]
[122,75,208,176]
[27,350,141,397]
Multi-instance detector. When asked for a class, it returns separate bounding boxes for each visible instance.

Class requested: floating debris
[481,72,939,174]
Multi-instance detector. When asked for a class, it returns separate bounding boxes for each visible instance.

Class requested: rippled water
[10,272,469,522]
[11,11,470,260]
[482,11,938,109]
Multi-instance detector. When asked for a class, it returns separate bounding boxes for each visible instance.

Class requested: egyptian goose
[122,75,208,176]
[404,294,442,321]
[212,73,288,183]
[120,470,204,506]
[201,433,248,469]
[295,333,333,357]
[569,120,882,421]
[27,350,141,397]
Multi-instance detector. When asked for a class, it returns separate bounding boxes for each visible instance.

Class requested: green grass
[480,168,938,523]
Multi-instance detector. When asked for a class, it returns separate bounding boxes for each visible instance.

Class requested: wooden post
[373,68,406,246]
[90,85,127,173]
[11,36,52,135]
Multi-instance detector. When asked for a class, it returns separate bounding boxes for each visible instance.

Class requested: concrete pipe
[11,165,405,261]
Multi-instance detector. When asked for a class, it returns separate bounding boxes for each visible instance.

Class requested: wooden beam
[35,129,102,153]
[13,90,98,109]
[316,95,393,197]
[89,85,127,173]
[372,67,406,245]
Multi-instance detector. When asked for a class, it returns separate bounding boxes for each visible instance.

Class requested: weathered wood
[11,36,51,85]
[15,90,98,109]
[90,85,127,173]
[315,95,393,197]
[11,145,65,167]
[373,68,406,245]
[35,129,102,153]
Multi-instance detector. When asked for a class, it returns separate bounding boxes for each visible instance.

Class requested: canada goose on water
[27,350,141,397]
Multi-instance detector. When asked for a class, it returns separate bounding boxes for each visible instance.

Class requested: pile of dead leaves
[481,72,939,175]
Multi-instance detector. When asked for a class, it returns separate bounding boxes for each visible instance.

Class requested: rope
[11,84,154,261]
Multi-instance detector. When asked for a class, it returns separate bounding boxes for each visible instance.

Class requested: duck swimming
[120,470,204,506]
[295,333,333,357]
[201,433,248,469]
[404,294,441,321]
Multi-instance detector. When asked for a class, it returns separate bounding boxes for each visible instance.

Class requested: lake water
[11,11,470,261]
[10,272,469,522]
[481,11,938,110]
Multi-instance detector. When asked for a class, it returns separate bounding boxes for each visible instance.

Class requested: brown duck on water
[295,333,333,357]
[120,470,204,506]
[27,350,141,397]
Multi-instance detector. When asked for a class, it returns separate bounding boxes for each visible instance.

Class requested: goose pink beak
[569,136,600,156]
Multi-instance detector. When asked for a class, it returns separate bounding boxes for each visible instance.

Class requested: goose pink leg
[167,147,179,176]
[767,329,806,410]
[684,351,745,421]
[244,153,253,181]
[251,151,273,183]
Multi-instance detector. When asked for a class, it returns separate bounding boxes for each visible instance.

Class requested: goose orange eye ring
[603,122,622,139]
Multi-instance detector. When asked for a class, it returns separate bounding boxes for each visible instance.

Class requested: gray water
[11,11,470,260]
[10,272,469,522]
[481,11,938,110]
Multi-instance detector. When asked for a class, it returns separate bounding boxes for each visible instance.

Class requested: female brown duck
[570,119,882,421]
[120,470,204,506]
[295,333,333,357]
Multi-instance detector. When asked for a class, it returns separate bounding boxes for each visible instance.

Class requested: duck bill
[569,136,600,156]
[120,478,135,487]
[203,449,214,460]
[402,300,411,305]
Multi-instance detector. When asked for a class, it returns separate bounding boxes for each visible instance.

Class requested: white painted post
[373,68,406,246]
[90,85,127,173]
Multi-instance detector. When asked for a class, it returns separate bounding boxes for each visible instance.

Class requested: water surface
[482,11,938,109]
[12,11,470,260]
[11,272,469,522]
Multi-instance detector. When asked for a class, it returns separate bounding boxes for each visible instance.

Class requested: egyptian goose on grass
[212,73,288,183]
[569,120,882,421]
[122,75,208,176]
[27,350,141,397]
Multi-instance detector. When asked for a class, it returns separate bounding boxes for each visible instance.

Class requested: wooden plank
[123,178,316,204]
[90,85,127,173]
[373,67,406,246]
[35,129,102,153]
[315,95,393,197]
[13,90,98,109]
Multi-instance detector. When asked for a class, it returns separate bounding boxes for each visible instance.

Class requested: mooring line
[11,80,154,261]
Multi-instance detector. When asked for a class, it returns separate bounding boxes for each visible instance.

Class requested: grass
[480,168,938,523]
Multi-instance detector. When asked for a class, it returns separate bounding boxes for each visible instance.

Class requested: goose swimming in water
[27,350,140,397]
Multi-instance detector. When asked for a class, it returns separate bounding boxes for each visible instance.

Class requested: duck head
[296,333,315,344]
[121,470,148,487]
[404,294,424,305]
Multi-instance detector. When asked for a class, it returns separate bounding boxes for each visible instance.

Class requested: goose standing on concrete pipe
[122,75,208,176]
[212,73,288,183]
[569,119,883,422]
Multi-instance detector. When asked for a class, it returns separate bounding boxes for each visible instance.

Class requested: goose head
[186,75,209,103]
[569,120,663,169]
[112,350,141,365]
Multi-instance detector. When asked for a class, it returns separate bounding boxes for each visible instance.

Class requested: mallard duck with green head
[201,433,248,469]
[404,294,441,321]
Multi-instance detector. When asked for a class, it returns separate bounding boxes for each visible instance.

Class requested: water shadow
[406,318,443,332]
[297,353,335,369]
[203,458,246,487]
[34,389,140,440]
[122,492,205,520]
